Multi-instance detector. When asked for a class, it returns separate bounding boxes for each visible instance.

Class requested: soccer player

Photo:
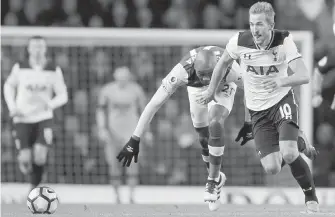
[116,45,243,211]
[96,66,146,203]
[196,2,319,213]
[4,36,68,192]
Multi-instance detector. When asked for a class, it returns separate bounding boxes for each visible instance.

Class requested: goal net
[1,27,313,186]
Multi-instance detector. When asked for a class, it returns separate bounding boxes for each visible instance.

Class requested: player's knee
[263,164,281,175]
[280,141,299,164]
[282,151,299,164]
[33,144,48,166]
[209,120,222,142]
[18,148,32,163]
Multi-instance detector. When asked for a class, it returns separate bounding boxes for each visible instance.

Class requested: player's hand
[262,78,282,93]
[235,122,253,146]
[116,136,140,167]
[331,94,335,110]
[196,89,215,105]
[10,108,25,118]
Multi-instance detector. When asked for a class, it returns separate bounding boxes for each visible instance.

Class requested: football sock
[201,148,210,169]
[288,155,318,202]
[208,120,224,180]
[30,164,44,189]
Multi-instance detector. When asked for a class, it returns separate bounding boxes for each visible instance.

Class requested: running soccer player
[96,66,146,203]
[116,45,243,211]
[4,35,68,192]
[196,2,319,213]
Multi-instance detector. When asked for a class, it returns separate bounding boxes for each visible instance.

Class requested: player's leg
[125,158,139,204]
[194,127,210,170]
[188,87,212,170]
[32,120,53,190]
[249,109,282,174]
[104,143,122,204]
[13,123,33,175]
[275,92,319,212]
[207,105,229,180]
[204,86,235,210]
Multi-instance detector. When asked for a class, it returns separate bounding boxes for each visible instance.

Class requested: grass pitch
[2,204,335,217]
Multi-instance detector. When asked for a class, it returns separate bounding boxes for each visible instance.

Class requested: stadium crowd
[1,0,335,187]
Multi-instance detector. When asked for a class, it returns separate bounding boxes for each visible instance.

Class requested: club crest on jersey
[272,50,278,61]
[169,76,177,84]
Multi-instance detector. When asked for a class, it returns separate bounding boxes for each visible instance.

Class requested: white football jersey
[5,61,67,123]
[226,30,302,111]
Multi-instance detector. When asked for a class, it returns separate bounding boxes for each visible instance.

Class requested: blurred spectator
[18,0,42,26]
[136,7,153,28]
[3,12,19,26]
[202,3,221,29]
[163,0,194,28]
[88,15,104,27]
[218,0,237,29]
[111,0,128,27]
[61,0,83,26]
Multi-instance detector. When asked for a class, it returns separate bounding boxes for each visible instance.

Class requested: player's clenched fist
[235,122,253,146]
[116,136,140,167]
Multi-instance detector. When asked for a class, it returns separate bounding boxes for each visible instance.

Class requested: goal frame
[1,26,314,164]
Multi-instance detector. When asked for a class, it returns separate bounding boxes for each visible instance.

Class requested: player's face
[196,69,212,85]
[249,13,273,46]
[28,39,47,58]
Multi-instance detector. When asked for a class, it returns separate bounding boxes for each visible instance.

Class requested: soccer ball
[27,187,59,214]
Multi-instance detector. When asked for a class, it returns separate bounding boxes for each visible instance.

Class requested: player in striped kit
[196,2,319,213]
[116,45,243,211]
[4,36,68,192]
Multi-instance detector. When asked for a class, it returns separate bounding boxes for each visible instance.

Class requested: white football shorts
[187,82,237,128]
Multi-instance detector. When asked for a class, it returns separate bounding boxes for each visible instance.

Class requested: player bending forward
[196,2,319,213]
[117,45,242,211]
[4,36,68,193]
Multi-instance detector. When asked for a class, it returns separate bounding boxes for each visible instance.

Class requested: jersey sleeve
[283,34,302,63]
[225,33,240,60]
[53,67,67,94]
[5,63,20,86]
[161,63,188,95]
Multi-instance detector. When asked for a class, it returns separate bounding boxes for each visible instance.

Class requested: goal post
[1,27,314,185]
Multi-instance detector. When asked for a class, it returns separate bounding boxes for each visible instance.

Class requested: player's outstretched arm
[116,85,173,167]
[49,67,68,109]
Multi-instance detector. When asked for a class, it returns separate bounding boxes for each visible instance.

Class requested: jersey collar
[254,30,274,50]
